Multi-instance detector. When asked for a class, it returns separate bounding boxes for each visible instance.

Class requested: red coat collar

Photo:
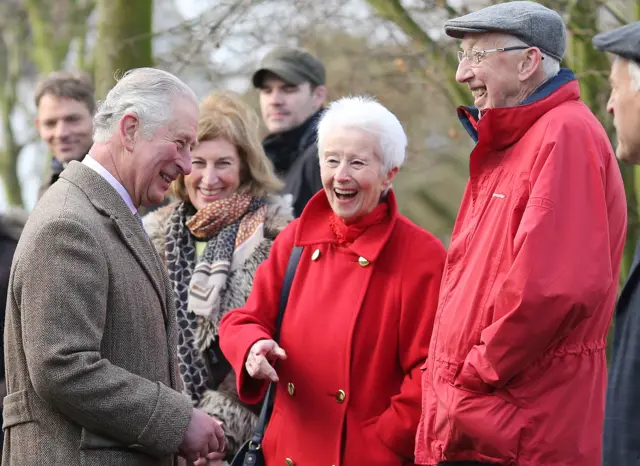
[295,189,399,264]
[459,70,580,151]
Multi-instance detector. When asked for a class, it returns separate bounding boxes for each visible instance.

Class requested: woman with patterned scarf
[143,91,293,465]
[219,96,447,466]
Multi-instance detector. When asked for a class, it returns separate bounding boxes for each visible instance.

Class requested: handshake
[179,408,227,464]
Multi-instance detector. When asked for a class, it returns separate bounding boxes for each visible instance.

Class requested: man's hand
[456,360,494,394]
[193,450,225,466]
[245,339,287,382]
[178,409,226,462]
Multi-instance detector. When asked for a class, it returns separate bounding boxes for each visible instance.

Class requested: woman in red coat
[219,96,446,466]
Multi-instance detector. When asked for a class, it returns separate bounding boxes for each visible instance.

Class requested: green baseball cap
[252,46,326,88]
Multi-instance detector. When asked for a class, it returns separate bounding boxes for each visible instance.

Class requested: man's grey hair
[620,57,640,92]
[502,36,560,80]
[317,95,407,173]
[93,68,198,144]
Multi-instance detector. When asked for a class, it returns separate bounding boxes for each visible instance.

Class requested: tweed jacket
[143,194,293,458]
[2,161,193,466]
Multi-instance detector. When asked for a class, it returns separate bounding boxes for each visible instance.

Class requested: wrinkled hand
[193,417,226,466]
[178,409,226,462]
[245,339,287,382]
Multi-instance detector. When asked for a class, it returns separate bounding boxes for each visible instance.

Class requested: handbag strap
[249,245,303,446]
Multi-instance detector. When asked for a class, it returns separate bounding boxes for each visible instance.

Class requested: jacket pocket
[442,380,525,463]
[80,427,155,457]
[356,416,403,466]
[81,428,130,449]
[3,390,34,429]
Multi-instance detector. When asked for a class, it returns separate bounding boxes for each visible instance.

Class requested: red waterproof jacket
[221,190,446,466]
[415,69,627,466]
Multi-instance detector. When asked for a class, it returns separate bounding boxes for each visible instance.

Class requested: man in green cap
[252,45,327,217]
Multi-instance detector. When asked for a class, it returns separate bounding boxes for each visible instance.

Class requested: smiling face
[36,94,94,162]
[321,126,397,223]
[607,58,640,163]
[455,33,540,111]
[184,138,243,210]
[123,97,198,207]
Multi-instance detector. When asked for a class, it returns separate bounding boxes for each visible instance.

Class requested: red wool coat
[415,72,627,466]
[220,190,446,466]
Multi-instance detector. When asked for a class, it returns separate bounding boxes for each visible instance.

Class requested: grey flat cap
[252,46,325,88]
[444,1,566,62]
[593,21,640,63]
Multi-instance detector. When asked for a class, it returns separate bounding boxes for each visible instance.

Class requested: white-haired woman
[219,96,446,466]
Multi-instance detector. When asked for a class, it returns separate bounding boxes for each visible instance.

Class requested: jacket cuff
[231,332,272,404]
[138,383,193,455]
[458,352,495,393]
[237,366,270,405]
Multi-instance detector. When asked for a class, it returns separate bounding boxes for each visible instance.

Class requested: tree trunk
[24,0,94,74]
[0,5,26,207]
[94,0,154,100]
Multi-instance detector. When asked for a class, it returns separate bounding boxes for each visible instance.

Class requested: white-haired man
[415,2,627,466]
[593,21,640,466]
[2,68,225,466]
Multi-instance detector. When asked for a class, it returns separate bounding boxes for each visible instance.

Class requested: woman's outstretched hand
[245,339,287,382]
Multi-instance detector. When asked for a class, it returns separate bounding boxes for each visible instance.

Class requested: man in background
[34,71,94,197]
[253,46,326,217]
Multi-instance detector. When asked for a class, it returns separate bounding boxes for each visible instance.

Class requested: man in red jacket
[415,2,627,466]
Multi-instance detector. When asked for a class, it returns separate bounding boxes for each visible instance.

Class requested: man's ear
[119,113,139,152]
[519,47,544,82]
[314,85,327,107]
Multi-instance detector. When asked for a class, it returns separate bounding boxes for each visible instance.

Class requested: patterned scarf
[186,193,267,319]
[166,192,267,404]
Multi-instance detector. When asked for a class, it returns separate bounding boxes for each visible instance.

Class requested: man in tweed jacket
[2,68,225,466]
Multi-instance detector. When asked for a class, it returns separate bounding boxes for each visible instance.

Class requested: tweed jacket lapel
[60,161,169,322]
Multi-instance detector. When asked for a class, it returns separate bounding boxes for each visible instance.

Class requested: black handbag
[229,246,303,466]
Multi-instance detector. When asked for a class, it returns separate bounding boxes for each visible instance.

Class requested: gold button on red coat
[285,458,295,466]
[287,382,295,396]
[336,389,346,403]
[312,249,321,261]
[358,256,369,267]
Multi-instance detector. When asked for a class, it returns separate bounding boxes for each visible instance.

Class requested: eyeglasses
[457,46,531,65]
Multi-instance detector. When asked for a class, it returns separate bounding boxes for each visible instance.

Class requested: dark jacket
[603,242,640,466]
[262,110,323,217]
[37,158,66,200]
[0,210,27,383]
